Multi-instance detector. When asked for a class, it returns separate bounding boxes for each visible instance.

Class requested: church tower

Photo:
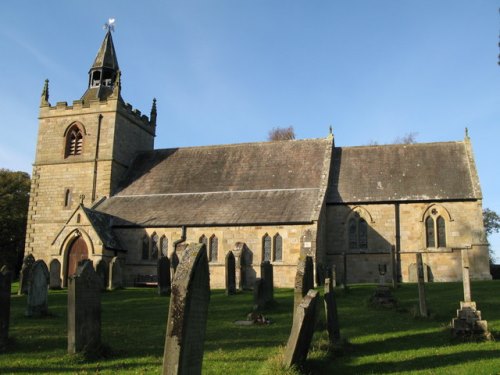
[25,29,156,269]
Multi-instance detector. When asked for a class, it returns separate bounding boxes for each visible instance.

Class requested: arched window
[76,213,81,223]
[65,124,84,157]
[262,234,271,262]
[151,233,159,260]
[160,235,168,257]
[64,188,72,208]
[273,233,283,262]
[348,214,369,249]
[141,235,149,260]
[426,216,435,248]
[209,235,218,262]
[437,216,446,247]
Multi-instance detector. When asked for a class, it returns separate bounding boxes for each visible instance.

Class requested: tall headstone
[253,278,265,311]
[95,260,108,291]
[26,260,49,317]
[324,278,340,344]
[158,256,171,296]
[225,251,236,295]
[294,256,314,313]
[0,267,12,351]
[416,253,428,317]
[283,290,319,368]
[260,261,274,304]
[68,261,101,354]
[18,254,35,295]
[162,243,210,375]
[49,259,62,290]
[108,257,123,290]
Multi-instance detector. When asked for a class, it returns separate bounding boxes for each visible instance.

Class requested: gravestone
[294,256,314,313]
[26,260,49,317]
[260,261,274,304]
[451,249,491,339]
[49,259,62,290]
[162,243,210,375]
[225,251,236,295]
[253,278,265,310]
[416,253,428,317]
[324,277,340,344]
[239,243,253,290]
[158,256,171,296]
[68,261,101,354]
[0,267,12,351]
[95,260,108,291]
[283,290,319,368]
[18,254,35,295]
[408,262,429,283]
[108,257,123,290]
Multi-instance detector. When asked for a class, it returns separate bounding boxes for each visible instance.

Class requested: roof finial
[103,18,116,33]
[465,127,469,139]
[79,194,85,205]
[327,125,334,139]
[41,79,49,107]
[150,98,157,126]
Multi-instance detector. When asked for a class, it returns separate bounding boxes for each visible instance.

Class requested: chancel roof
[327,140,481,203]
[96,138,333,226]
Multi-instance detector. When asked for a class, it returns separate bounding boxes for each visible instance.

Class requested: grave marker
[225,251,236,295]
[18,254,35,295]
[324,277,340,344]
[0,267,12,351]
[49,259,62,290]
[26,260,49,317]
[294,256,314,313]
[108,257,123,290]
[95,260,108,291]
[158,256,171,296]
[260,261,274,304]
[416,253,428,317]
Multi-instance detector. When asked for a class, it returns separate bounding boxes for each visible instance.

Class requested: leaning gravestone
[18,254,35,295]
[324,277,340,344]
[26,260,50,317]
[108,257,123,290]
[95,260,108,291]
[260,261,274,305]
[158,256,171,296]
[49,259,62,290]
[0,267,12,351]
[283,290,319,368]
[294,256,314,314]
[68,261,101,354]
[162,243,210,375]
[225,251,236,295]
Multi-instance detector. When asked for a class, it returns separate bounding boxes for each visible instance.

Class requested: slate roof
[90,30,119,71]
[96,138,333,226]
[327,140,481,203]
[83,207,122,250]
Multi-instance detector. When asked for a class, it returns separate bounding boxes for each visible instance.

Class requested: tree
[483,208,500,264]
[268,126,295,141]
[393,132,418,144]
[0,169,30,274]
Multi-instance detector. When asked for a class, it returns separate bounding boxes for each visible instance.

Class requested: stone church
[24,30,491,288]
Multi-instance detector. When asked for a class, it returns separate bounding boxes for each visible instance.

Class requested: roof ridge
[336,140,463,150]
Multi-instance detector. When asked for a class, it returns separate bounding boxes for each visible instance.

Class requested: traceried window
[273,233,283,262]
[425,216,435,248]
[209,235,218,262]
[348,214,368,250]
[151,233,159,260]
[141,235,149,260]
[65,124,84,157]
[262,234,272,262]
[425,208,447,248]
[160,235,168,257]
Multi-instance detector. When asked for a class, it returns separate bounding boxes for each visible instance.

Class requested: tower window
[64,188,72,208]
[65,124,84,157]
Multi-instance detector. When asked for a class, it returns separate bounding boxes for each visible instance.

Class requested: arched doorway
[66,236,88,283]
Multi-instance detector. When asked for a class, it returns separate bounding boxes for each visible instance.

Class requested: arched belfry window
[262,234,271,262]
[273,233,283,262]
[65,124,84,157]
[209,235,218,263]
[348,213,368,250]
[425,208,447,248]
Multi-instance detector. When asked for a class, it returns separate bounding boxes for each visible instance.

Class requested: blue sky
[1,1,499,260]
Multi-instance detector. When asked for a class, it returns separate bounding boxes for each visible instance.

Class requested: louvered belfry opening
[65,125,84,157]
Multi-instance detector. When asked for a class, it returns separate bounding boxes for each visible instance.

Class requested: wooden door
[66,236,88,279]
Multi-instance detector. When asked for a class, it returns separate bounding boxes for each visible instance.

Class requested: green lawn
[1,281,500,374]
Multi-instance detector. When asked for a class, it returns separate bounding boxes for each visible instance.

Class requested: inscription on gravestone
[158,256,171,296]
[0,267,12,350]
[18,254,35,295]
[49,259,62,290]
[26,260,49,317]
[67,261,101,354]
[162,243,210,375]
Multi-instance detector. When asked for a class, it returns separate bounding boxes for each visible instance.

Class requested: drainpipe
[91,114,103,202]
[395,203,402,283]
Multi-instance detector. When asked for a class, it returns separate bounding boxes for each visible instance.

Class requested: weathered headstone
[68,261,101,354]
[294,256,314,313]
[18,254,35,295]
[158,256,171,296]
[0,267,12,351]
[260,261,274,304]
[225,251,236,295]
[162,243,210,375]
[108,256,123,290]
[49,259,62,290]
[95,260,108,291]
[324,277,340,344]
[416,253,428,317]
[253,278,265,311]
[408,262,429,283]
[283,290,319,368]
[26,260,49,317]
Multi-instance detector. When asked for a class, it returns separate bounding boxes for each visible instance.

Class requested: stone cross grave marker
[294,256,314,314]
[67,261,101,354]
[95,260,108,291]
[461,250,471,303]
[260,261,274,304]
[416,253,428,317]
[158,256,171,296]
[18,254,35,295]
[49,259,62,290]
[324,277,340,344]
[162,243,210,375]
[283,290,319,368]
[0,267,12,351]
[108,257,123,290]
[225,251,236,295]
[26,260,49,317]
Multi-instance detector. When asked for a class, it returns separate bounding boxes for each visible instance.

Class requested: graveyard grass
[2,281,500,374]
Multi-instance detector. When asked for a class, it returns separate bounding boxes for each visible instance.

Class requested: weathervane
[103,18,116,32]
